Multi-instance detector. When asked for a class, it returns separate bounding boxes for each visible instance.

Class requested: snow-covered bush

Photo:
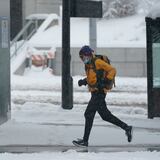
[102,0,159,18]
[137,0,159,15]
[103,0,138,19]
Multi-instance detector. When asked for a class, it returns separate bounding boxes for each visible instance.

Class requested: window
[152,25,160,88]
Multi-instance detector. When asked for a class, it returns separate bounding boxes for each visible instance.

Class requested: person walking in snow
[73,45,133,147]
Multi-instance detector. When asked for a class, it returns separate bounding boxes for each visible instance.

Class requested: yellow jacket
[85,58,116,92]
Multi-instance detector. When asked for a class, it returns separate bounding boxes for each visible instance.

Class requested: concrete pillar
[0,0,10,124]
[89,18,97,53]
[10,0,23,40]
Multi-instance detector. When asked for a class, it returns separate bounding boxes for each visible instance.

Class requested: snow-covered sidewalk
[1,67,157,159]
[0,72,159,151]
[0,150,160,160]
[0,100,158,146]
[1,116,160,146]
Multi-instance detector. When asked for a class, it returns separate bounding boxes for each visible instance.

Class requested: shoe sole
[72,141,88,148]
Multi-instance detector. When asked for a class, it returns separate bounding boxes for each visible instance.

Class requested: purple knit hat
[79,45,94,57]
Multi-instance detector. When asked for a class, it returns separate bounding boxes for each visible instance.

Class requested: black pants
[83,92,128,142]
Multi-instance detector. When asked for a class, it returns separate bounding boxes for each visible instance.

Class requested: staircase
[10,19,39,60]
[10,14,58,74]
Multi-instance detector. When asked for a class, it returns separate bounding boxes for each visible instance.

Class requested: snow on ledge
[26,13,58,20]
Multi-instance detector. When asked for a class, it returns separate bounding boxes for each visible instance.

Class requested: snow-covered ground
[2,2,160,159]
[1,151,160,160]
[0,67,158,159]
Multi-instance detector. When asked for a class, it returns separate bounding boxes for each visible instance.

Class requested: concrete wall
[54,47,147,77]
[23,0,62,18]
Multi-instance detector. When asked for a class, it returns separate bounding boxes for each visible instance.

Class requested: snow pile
[0,151,160,160]
[11,67,148,126]
[11,68,147,92]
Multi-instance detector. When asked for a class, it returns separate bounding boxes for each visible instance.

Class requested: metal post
[10,0,23,40]
[62,0,73,109]
[0,0,10,124]
[146,17,154,118]
[89,18,97,53]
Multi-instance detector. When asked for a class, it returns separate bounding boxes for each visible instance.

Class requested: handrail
[27,27,37,40]
[10,14,57,60]
[10,28,37,59]
[10,20,34,47]
[10,20,38,59]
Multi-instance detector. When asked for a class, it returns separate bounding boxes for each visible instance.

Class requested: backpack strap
[91,57,106,90]
[91,55,116,89]
[94,55,115,88]
[85,55,115,91]
[91,56,97,72]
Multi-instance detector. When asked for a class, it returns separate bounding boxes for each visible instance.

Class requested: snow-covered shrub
[103,0,138,19]
[137,0,159,15]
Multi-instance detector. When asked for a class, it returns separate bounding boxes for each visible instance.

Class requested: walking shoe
[125,126,133,142]
[72,139,88,147]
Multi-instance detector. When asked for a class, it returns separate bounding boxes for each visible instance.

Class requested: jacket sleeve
[95,59,116,80]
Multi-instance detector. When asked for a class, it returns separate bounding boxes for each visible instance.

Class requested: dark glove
[105,78,114,89]
[78,79,87,86]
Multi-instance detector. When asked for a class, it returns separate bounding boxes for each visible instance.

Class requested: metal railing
[10,20,38,59]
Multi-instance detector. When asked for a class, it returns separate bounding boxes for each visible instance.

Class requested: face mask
[82,56,91,64]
